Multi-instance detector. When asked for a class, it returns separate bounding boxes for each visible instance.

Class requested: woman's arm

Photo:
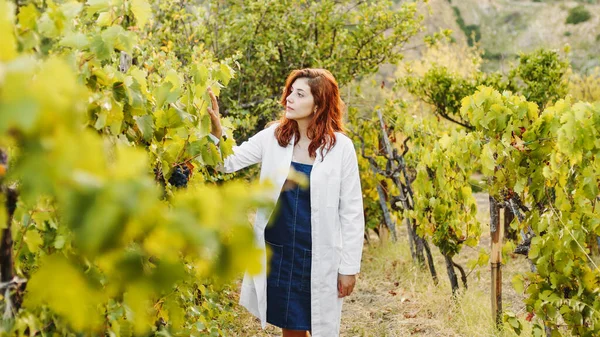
[208,128,268,173]
[207,87,268,173]
[338,140,365,275]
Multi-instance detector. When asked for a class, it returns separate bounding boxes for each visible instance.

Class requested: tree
[200,0,425,140]
[400,43,569,128]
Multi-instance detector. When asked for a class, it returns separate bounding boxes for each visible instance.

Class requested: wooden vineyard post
[490,196,503,327]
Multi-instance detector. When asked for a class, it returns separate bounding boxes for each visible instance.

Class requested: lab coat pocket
[326,178,340,208]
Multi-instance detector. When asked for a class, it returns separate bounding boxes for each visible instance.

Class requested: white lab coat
[211,123,365,336]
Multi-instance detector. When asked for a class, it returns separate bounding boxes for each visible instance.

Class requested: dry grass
[226,192,573,336]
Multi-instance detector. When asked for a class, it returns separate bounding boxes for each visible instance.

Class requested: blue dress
[264,161,313,331]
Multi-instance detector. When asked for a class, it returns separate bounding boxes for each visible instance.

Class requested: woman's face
[285,77,316,121]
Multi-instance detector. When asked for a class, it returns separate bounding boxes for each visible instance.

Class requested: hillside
[419,0,600,73]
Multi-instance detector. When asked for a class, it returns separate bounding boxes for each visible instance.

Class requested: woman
[207,69,364,337]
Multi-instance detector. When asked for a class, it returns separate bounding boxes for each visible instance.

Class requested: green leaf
[94,111,107,130]
[202,142,220,166]
[113,81,128,103]
[581,166,598,200]
[126,80,146,115]
[195,64,209,85]
[154,82,180,108]
[32,211,51,229]
[162,139,185,164]
[118,318,133,337]
[90,34,112,60]
[220,135,235,158]
[86,0,110,15]
[511,274,525,293]
[54,235,66,249]
[165,68,182,89]
[464,237,478,247]
[217,63,234,86]
[60,2,84,21]
[134,115,154,142]
[509,317,520,329]
[154,109,168,129]
[188,139,207,158]
[480,143,496,176]
[37,13,58,38]
[529,242,540,259]
[59,32,90,49]
[0,99,40,134]
[164,106,190,128]
[514,177,526,194]
[199,113,211,138]
[130,67,148,92]
[101,25,136,53]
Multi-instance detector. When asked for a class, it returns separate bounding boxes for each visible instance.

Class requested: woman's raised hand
[207,87,223,139]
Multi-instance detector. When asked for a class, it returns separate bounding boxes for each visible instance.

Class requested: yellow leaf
[438,134,452,149]
[124,282,154,336]
[86,0,110,14]
[0,0,17,61]
[33,57,84,126]
[512,135,526,152]
[111,145,148,179]
[582,269,597,292]
[164,296,185,330]
[131,0,152,27]
[143,226,185,260]
[24,255,104,331]
[209,83,221,96]
[17,4,38,30]
[285,167,309,190]
[25,230,43,253]
[165,68,181,89]
[96,12,112,27]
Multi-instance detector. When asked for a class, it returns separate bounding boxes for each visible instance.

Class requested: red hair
[269,68,345,159]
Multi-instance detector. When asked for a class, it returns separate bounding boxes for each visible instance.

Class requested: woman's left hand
[337,274,356,298]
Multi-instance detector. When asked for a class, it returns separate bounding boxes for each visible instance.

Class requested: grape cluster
[168,165,190,188]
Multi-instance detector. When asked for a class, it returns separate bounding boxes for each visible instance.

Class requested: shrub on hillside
[452,6,481,46]
[566,5,592,24]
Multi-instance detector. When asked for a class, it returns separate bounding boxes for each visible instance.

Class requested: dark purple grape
[169,166,190,188]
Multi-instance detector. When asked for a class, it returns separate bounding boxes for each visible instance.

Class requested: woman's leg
[282,328,310,337]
